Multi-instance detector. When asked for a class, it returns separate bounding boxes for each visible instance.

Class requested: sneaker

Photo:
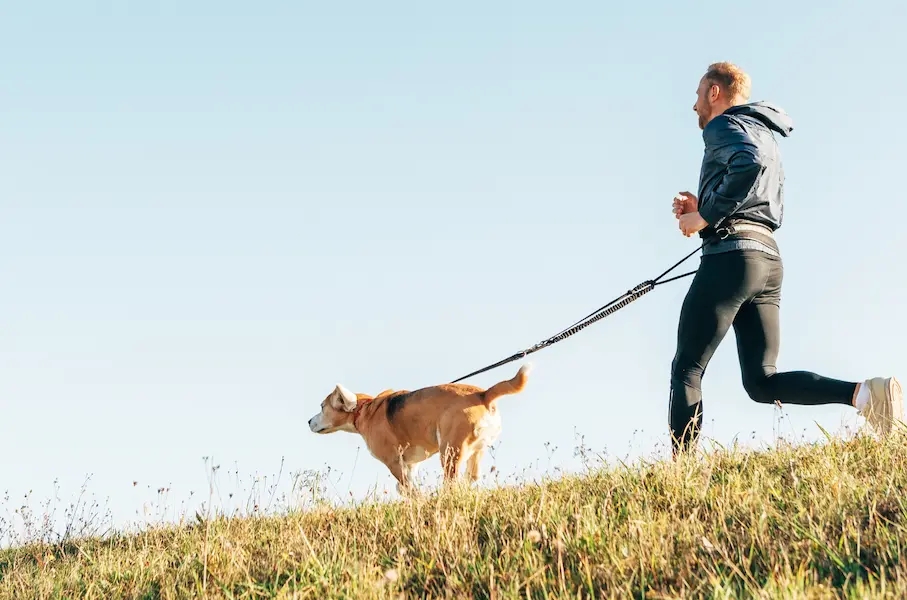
[859,377,904,435]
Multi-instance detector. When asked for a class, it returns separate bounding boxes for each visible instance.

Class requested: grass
[1,432,906,599]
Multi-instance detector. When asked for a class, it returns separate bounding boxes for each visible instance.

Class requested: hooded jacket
[697,101,794,242]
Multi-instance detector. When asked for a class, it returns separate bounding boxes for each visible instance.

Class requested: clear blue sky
[2,1,905,534]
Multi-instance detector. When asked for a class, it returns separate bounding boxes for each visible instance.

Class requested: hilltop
[2,433,906,598]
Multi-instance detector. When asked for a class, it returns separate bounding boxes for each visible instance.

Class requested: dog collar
[352,399,371,431]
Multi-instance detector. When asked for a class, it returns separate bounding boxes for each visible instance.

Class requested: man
[669,62,902,455]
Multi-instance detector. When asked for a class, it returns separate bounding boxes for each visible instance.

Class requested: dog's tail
[483,363,532,406]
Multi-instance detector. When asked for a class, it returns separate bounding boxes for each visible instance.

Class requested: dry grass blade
[1,432,906,598]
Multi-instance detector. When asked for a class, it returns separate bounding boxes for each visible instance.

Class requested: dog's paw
[396,482,422,499]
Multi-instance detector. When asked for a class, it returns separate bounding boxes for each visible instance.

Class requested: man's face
[693,77,715,130]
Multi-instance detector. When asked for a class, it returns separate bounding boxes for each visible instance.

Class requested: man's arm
[698,118,763,229]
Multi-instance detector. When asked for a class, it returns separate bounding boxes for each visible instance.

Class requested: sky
[2,0,905,537]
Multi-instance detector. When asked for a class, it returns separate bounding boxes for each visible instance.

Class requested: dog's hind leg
[440,441,467,483]
[466,449,484,483]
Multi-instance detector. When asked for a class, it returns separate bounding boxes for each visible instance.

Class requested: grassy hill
[2,432,906,599]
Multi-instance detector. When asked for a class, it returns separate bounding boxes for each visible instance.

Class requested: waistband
[713,222,774,240]
[703,220,779,257]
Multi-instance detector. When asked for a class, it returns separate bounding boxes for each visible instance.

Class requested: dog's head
[308,384,359,434]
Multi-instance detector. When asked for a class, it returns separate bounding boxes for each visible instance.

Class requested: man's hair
[704,62,751,102]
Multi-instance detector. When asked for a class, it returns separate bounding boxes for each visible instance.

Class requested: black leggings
[669,249,856,455]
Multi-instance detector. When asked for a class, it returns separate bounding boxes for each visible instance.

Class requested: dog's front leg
[386,456,419,497]
[396,468,421,498]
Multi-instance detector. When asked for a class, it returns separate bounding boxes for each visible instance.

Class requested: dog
[308,364,531,494]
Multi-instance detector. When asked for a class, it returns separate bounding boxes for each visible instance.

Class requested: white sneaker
[859,377,904,435]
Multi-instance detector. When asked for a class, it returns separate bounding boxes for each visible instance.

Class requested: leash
[450,242,706,384]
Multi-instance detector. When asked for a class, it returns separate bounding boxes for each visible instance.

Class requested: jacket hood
[725,102,794,137]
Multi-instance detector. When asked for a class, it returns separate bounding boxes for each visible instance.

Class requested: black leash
[450,242,705,384]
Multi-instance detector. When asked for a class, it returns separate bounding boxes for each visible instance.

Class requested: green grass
[2,433,906,599]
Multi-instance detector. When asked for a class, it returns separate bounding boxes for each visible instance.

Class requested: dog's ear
[330,384,358,412]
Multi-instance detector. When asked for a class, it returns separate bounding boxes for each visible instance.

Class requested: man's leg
[670,252,755,455]
[732,255,858,407]
[734,300,858,405]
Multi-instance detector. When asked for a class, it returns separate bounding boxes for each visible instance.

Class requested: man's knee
[671,355,704,389]
[742,374,776,404]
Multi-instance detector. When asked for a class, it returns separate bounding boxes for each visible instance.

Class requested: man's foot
[858,377,903,435]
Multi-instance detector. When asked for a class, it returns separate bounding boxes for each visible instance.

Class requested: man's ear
[709,83,721,103]
[330,384,358,412]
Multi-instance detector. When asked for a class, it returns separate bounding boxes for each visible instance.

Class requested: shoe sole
[891,377,904,429]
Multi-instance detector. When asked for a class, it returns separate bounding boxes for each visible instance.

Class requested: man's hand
[678,212,708,237]
[673,191,697,219]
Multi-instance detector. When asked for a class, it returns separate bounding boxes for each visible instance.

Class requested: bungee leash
[449,242,705,384]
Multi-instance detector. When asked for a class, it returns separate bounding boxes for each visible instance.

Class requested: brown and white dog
[308,364,531,494]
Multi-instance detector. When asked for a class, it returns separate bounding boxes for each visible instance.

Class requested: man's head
[693,62,752,129]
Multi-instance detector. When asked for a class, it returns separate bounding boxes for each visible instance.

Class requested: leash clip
[716,224,737,240]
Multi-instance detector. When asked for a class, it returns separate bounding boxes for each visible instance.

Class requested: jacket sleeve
[698,117,764,228]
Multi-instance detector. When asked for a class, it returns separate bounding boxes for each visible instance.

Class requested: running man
[669,62,902,455]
